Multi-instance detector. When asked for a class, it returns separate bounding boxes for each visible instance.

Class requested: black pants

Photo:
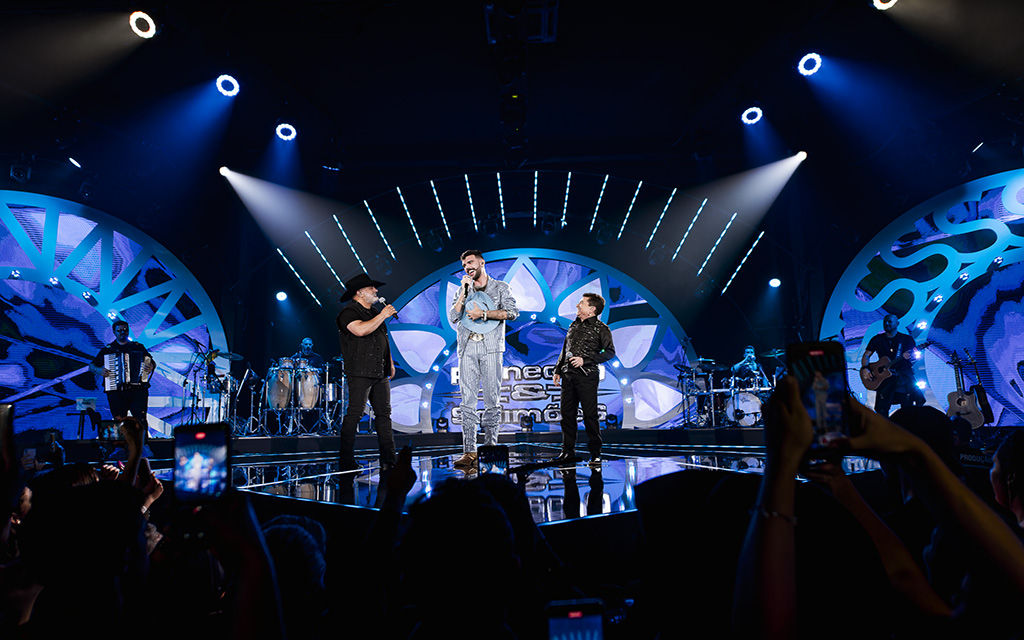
[560,372,602,456]
[105,388,149,430]
[874,373,925,417]
[340,375,396,471]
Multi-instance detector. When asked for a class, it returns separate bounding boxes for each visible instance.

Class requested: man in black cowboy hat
[336,273,398,472]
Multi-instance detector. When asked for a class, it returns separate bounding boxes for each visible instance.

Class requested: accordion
[104,352,152,391]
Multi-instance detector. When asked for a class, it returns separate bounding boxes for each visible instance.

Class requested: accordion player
[89,320,156,430]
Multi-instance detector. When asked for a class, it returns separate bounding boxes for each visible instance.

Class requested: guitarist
[861,314,925,417]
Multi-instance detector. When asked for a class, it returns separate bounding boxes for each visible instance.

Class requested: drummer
[730,345,771,389]
[290,338,326,371]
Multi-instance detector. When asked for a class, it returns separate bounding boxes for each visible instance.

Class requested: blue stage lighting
[464,174,478,232]
[798,53,821,76]
[429,180,451,239]
[916,320,927,329]
[216,75,239,97]
[672,197,708,261]
[276,123,296,141]
[769,278,781,288]
[533,171,538,228]
[618,180,643,240]
[590,174,609,232]
[129,11,156,39]
[68,157,81,168]
[721,231,766,295]
[646,188,677,250]
[697,212,738,277]
[561,171,572,228]
[741,107,763,125]
[276,291,288,301]
[497,173,506,229]
[397,186,422,248]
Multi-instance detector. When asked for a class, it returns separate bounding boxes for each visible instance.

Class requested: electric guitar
[946,352,984,429]
[861,340,932,391]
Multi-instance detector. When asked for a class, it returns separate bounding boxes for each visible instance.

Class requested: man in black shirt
[861,313,925,417]
[335,273,398,472]
[89,320,156,431]
[290,337,326,370]
[552,293,616,465]
[731,345,771,389]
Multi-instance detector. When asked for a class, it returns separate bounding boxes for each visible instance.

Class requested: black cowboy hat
[339,273,386,302]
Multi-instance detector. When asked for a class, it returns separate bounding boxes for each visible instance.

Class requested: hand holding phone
[786,341,850,455]
[173,423,231,504]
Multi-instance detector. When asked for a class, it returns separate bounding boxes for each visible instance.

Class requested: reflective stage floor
[167,441,881,524]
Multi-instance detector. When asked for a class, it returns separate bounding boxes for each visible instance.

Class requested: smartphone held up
[786,341,850,452]
[173,423,231,503]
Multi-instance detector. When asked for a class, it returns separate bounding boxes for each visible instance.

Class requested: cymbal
[696,357,716,364]
[674,364,693,373]
[331,355,345,362]
[217,351,244,361]
[761,348,785,358]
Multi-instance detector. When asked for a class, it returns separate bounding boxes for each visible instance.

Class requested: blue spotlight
[216,75,239,97]
[769,277,781,288]
[276,291,288,301]
[590,174,609,232]
[276,123,297,141]
[741,107,763,125]
[798,53,821,76]
[129,11,156,39]
[68,157,81,168]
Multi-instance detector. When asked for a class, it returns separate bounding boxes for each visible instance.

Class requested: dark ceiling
[2,0,1024,364]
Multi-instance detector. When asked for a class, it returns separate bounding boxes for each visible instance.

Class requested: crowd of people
[2,377,1023,638]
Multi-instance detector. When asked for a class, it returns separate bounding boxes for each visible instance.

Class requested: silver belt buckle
[469,332,484,342]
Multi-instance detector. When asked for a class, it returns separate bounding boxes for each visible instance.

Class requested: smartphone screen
[174,423,230,502]
[787,341,850,450]
[546,599,604,640]
[478,444,509,475]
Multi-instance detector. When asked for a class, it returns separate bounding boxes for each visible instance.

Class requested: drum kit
[254,356,347,436]
[676,348,785,428]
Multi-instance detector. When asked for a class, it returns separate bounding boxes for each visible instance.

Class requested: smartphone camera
[478,444,509,475]
[787,341,850,451]
[546,598,604,640]
[173,423,231,503]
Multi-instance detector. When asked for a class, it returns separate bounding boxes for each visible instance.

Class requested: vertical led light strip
[333,214,367,273]
[646,187,677,249]
[589,174,609,232]
[465,174,478,232]
[617,180,643,240]
[277,248,322,307]
[305,231,343,286]
[363,200,395,260]
[560,171,572,228]
[721,231,765,295]
[430,180,451,239]
[697,212,738,276]
[531,171,539,227]
[672,197,708,261]
[396,187,422,248]
[496,172,506,229]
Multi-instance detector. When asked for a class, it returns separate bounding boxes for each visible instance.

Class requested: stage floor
[150,439,881,524]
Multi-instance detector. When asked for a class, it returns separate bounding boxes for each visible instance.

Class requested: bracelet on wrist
[750,505,797,525]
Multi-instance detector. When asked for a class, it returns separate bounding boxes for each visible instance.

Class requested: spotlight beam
[465,174,478,233]
[561,171,572,228]
[364,200,396,259]
[333,215,367,273]
[617,180,643,240]
[590,174,609,233]
[671,197,708,261]
[277,248,322,307]
[497,173,506,229]
[646,187,677,250]
[697,212,738,276]
[396,187,421,248]
[721,231,765,295]
[305,231,344,286]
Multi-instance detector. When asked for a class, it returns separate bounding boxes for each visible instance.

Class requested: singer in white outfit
[448,249,519,468]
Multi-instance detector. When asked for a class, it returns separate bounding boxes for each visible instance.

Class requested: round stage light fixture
[798,53,821,76]
[129,11,156,39]
[276,123,297,141]
[741,107,763,125]
[769,278,781,288]
[796,150,808,161]
[276,291,288,301]
[219,166,230,176]
[873,0,898,9]
[216,75,239,97]
[916,380,927,389]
